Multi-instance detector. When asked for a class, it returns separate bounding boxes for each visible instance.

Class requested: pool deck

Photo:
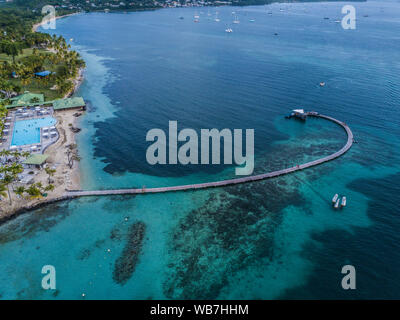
[0,107,59,154]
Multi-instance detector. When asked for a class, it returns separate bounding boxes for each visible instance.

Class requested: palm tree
[26,183,42,198]
[0,149,11,157]
[14,186,25,198]
[45,167,56,184]
[0,184,7,201]
[0,162,23,205]
[1,174,13,205]
[44,184,54,192]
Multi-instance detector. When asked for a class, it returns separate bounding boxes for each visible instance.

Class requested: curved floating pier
[66,113,353,198]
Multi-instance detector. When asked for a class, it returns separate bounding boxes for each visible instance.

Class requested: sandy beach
[0,107,82,222]
[32,12,80,32]
[65,68,84,98]
[0,16,85,222]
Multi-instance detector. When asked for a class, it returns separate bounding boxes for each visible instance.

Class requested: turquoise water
[11,117,56,146]
[0,1,400,299]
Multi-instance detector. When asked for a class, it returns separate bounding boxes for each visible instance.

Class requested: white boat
[225,28,233,33]
[233,16,240,24]
[334,199,340,209]
[194,14,200,19]
[341,196,347,207]
[214,12,220,22]
[332,193,339,203]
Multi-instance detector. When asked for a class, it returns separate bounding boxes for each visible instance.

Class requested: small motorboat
[320,82,326,87]
[332,193,339,203]
[334,199,340,209]
[341,196,347,207]
[225,28,233,33]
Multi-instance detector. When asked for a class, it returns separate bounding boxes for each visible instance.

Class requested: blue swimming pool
[11,117,57,146]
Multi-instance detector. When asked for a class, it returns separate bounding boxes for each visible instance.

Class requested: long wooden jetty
[65,113,353,198]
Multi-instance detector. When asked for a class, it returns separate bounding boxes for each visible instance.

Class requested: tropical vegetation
[0,5,85,102]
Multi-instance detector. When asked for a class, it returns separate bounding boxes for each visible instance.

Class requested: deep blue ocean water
[0,1,399,299]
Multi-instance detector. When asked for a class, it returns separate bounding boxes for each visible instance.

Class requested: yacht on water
[332,193,339,203]
[341,196,347,207]
[233,16,240,24]
[225,28,233,33]
[334,199,340,209]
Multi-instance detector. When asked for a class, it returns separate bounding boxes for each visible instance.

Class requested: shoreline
[0,16,86,223]
[0,107,83,222]
[32,12,81,32]
[0,111,354,225]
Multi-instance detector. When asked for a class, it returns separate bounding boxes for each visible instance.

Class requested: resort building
[9,91,45,107]
[53,97,86,111]
[22,154,49,169]
[1,93,85,156]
